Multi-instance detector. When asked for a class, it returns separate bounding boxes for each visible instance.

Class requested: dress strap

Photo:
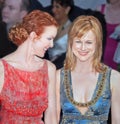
[1,59,8,68]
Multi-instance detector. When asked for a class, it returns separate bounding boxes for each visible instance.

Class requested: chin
[2,16,8,21]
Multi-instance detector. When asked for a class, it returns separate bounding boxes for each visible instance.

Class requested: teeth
[44,48,47,51]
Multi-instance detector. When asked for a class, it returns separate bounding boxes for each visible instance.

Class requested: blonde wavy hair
[64,15,105,72]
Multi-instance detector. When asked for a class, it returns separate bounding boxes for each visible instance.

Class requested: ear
[29,31,37,40]
[65,6,71,15]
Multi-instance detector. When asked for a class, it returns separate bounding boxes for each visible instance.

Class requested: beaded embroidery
[62,114,108,121]
[63,66,107,107]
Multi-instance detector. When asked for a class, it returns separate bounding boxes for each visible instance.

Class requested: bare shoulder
[111,69,120,80]
[46,60,56,71]
[46,60,56,82]
[110,69,120,89]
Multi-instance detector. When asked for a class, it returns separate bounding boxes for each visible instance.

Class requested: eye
[75,40,81,43]
[86,41,93,44]
[47,37,52,41]
[9,6,15,10]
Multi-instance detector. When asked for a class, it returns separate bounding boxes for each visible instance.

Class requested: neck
[12,42,43,71]
[74,60,93,73]
[14,39,37,63]
[58,16,69,26]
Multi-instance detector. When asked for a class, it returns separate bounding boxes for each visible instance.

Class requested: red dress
[0,59,48,124]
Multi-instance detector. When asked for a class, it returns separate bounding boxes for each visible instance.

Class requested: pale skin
[0,25,58,124]
[56,30,120,123]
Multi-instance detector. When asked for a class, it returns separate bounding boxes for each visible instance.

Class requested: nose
[81,43,86,50]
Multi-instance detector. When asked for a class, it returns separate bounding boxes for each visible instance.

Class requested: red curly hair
[9,10,58,46]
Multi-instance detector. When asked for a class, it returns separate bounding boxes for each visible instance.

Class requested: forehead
[4,0,22,8]
[41,25,57,37]
[74,30,96,40]
[83,30,95,36]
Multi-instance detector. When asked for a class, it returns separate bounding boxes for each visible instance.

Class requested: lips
[79,51,88,56]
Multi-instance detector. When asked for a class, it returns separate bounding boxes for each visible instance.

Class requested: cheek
[72,44,78,55]
[72,42,79,49]
[57,9,65,17]
[88,43,96,50]
[90,45,96,55]
[87,45,94,50]
[72,44,76,52]
[76,44,81,49]
[36,42,43,50]
[33,40,42,49]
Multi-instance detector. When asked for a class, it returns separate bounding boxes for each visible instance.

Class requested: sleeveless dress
[101,5,119,70]
[60,66,111,124]
[0,59,48,124]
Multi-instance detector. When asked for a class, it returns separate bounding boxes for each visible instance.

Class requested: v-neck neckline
[69,71,102,115]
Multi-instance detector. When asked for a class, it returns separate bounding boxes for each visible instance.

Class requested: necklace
[63,66,107,107]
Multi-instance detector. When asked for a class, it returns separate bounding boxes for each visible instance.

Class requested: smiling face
[52,1,69,23]
[64,15,103,70]
[32,25,57,58]
[72,30,96,63]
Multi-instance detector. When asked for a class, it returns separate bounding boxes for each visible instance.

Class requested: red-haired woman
[0,10,58,124]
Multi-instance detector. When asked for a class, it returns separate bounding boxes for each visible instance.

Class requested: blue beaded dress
[60,66,111,124]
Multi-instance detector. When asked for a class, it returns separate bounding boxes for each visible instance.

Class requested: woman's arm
[56,69,61,123]
[111,69,120,124]
[44,60,57,124]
